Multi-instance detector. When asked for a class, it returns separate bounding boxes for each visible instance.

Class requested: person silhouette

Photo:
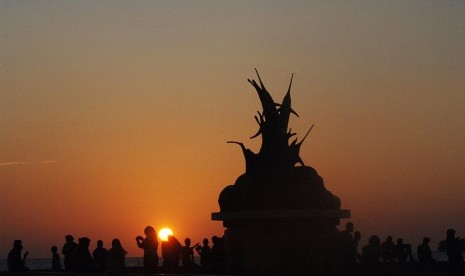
[211,235,225,274]
[354,231,362,261]
[62,235,78,271]
[380,236,395,263]
[93,240,108,272]
[417,237,434,265]
[74,237,94,272]
[162,235,182,273]
[7,240,29,272]
[51,245,61,271]
[446,228,464,269]
[395,238,408,264]
[181,237,199,272]
[106,238,127,274]
[136,226,159,273]
[361,235,380,275]
[395,238,415,264]
[195,238,211,272]
[338,222,357,275]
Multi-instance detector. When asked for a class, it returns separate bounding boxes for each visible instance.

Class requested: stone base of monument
[212,209,350,274]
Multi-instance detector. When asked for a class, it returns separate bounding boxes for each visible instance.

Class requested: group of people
[135,226,225,274]
[335,222,464,275]
[61,235,127,274]
[6,225,225,274]
[7,224,464,274]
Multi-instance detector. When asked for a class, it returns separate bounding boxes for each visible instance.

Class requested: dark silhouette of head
[447,228,456,240]
[144,226,156,238]
[112,239,124,250]
[78,237,91,248]
[97,240,103,248]
[397,238,404,245]
[203,238,209,246]
[422,237,430,244]
[13,240,23,251]
[345,222,354,233]
[185,238,191,246]
[369,235,380,247]
[65,235,74,243]
[51,246,57,253]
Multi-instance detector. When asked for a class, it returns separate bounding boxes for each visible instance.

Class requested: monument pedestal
[212,209,350,274]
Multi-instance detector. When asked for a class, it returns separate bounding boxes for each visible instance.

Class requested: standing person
[93,240,108,272]
[62,235,78,271]
[74,237,94,272]
[211,236,225,274]
[181,238,199,272]
[446,229,464,269]
[51,245,61,271]
[106,238,127,275]
[338,222,357,275]
[395,238,408,264]
[380,236,395,263]
[195,238,211,272]
[162,235,182,273]
[7,240,29,272]
[354,231,362,261]
[136,226,159,273]
[417,237,434,265]
[361,235,381,275]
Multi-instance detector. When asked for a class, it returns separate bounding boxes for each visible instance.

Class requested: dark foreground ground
[1,263,464,276]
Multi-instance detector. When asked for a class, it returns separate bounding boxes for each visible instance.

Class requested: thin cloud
[0,161,57,166]
[38,160,57,164]
[0,162,26,166]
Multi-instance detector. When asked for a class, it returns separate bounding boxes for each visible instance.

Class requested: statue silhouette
[219,69,340,212]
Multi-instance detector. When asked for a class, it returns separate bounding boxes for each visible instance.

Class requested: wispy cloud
[38,160,57,164]
[0,162,26,166]
[0,161,57,166]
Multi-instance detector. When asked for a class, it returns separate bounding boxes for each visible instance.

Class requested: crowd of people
[6,224,464,274]
[333,223,464,275]
[6,225,225,274]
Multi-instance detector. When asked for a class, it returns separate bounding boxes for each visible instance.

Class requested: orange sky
[1,1,465,257]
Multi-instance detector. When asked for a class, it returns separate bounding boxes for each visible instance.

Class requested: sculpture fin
[255,68,266,90]
[297,124,314,146]
[250,129,262,139]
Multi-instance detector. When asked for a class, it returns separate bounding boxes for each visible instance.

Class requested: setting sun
[158,227,174,241]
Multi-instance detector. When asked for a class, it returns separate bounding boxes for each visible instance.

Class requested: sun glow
[158,227,173,241]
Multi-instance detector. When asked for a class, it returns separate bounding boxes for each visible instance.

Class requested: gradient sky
[1,0,465,258]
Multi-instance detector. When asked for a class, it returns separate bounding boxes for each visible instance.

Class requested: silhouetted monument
[212,70,350,274]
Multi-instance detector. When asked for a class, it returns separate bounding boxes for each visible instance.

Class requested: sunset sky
[1,1,465,258]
